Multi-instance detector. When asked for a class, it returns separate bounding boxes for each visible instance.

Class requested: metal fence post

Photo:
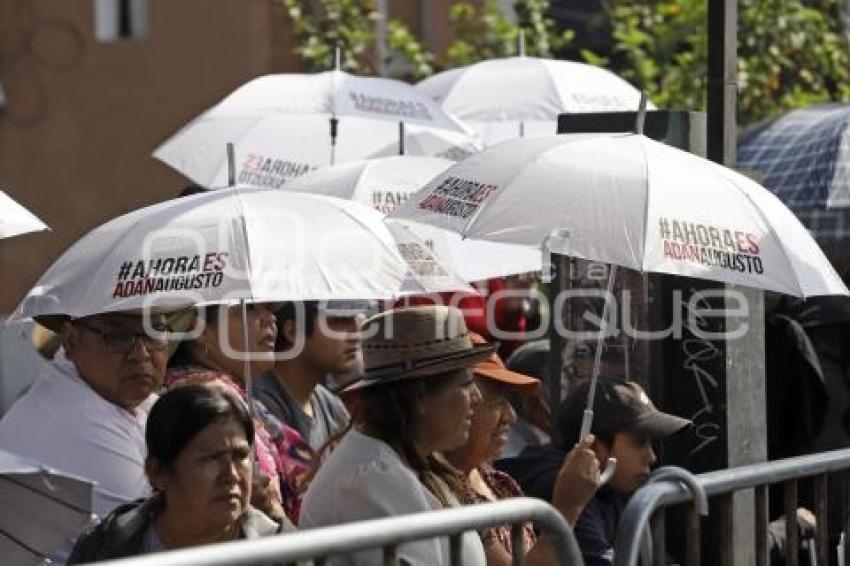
[785,479,799,566]
[755,484,768,566]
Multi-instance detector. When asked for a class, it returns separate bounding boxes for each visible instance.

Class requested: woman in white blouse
[300,305,494,566]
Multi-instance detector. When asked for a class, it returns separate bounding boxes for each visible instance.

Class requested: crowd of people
[0,284,692,565]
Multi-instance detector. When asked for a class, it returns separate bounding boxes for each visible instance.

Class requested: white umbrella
[0,190,48,239]
[390,131,849,461]
[416,56,653,145]
[391,133,848,298]
[0,449,93,565]
[280,155,542,282]
[10,187,471,324]
[153,71,481,188]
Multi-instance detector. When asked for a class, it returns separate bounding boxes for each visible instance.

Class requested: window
[94,0,148,42]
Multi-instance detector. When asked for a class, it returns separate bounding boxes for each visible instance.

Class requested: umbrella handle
[600,458,618,485]
[581,409,618,485]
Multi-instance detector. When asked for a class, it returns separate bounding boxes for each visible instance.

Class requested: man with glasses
[0,311,169,518]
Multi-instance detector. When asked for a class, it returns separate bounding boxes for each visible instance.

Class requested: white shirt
[300,429,485,566]
[0,350,154,517]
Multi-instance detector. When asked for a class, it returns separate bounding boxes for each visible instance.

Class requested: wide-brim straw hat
[344,305,497,392]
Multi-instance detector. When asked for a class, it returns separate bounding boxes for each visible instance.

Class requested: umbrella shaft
[585,264,618,424]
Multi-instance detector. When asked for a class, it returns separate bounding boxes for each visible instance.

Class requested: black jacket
[68,495,289,564]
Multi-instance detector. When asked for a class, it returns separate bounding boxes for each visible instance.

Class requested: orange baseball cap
[469,332,539,392]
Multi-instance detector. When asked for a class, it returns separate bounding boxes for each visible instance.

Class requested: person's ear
[59,321,79,357]
[282,318,298,346]
[145,458,168,492]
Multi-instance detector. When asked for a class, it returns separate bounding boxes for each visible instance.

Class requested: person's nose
[256,305,276,326]
[126,336,152,361]
[221,457,242,484]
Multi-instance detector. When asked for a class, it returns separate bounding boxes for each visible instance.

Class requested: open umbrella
[0,190,48,239]
[280,155,542,282]
[0,449,93,565]
[738,103,850,248]
[153,71,480,189]
[391,133,848,298]
[391,131,849,455]
[10,187,471,325]
[416,55,652,146]
[738,103,850,209]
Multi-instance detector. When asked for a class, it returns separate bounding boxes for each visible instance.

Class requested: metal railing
[94,497,584,566]
[613,448,850,566]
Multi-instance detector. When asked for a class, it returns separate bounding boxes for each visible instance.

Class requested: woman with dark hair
[68,384,292,563]
[300,305,492,565]
[167,304,313,524]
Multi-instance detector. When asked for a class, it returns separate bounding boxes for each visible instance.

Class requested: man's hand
[552,435,603,525]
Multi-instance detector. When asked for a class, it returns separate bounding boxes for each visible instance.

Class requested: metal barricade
[613,448,850,566]
[94,497,585,566]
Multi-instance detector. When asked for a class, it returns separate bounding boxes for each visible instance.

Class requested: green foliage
[279,0,381,73]
[605,0,850,125]
[279,0,573,77]
[443,0,573,66]
[386,19,434,80]
[279,0,850,125]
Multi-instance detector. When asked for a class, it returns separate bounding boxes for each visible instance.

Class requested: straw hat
[346,305,497,391]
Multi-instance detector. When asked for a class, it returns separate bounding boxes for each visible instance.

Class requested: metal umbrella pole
[543,227,617,483]
[226,142,236,187]
[240,299,255,421]
[329,46,342,165]
[518,29,526,139]
[239,298,259,474]
[580,263,617,438]
[579,263,619,484]
[579,95,648,481]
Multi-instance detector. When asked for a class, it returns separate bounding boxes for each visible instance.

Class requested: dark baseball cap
[557,378,690,446]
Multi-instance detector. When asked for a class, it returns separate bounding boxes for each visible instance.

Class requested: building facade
[0,0,462,314]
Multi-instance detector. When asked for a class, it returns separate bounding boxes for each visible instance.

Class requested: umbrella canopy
[738,104,850,248]
[0,190,48,239]
[0,449,93,565]
[416,56,652,145]
[280,155,542,282]
[11,187,471,324]
[153,71,480,188]
[738,103,850,209]
[390,133,849,298]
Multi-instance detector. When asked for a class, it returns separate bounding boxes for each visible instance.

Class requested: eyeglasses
[75,320,170,354]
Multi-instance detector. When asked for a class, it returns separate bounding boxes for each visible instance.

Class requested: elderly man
[0,312,168,517]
